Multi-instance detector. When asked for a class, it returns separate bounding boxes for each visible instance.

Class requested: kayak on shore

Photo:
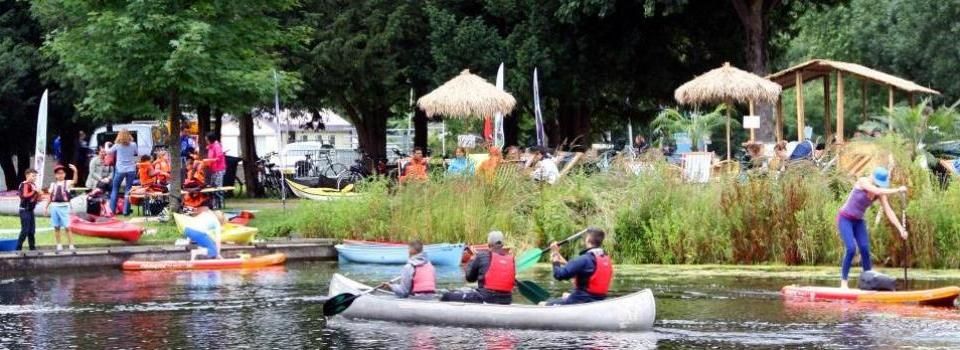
[122,253,286,271]
[326,273,656,331]
[335,242,464,266]
[781,285,960,307]
[69,214,144,242]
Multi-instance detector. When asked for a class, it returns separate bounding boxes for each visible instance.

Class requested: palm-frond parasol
[674,62,782,159]
[417,69,516,119]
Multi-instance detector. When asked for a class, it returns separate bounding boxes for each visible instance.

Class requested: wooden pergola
[766,59,940,143]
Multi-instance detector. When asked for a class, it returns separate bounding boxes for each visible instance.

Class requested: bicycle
[256,152,284,197]
[295,151,348,179]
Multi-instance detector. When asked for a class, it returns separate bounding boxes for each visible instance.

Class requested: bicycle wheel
[336,170,363,190]
[323,162,348,178]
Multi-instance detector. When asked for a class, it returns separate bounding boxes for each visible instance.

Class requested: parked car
[90,121,162,156]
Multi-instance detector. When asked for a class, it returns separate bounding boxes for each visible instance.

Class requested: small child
[16,169,41,251]
[45,164,78,251]
[137,155,157,187]
[152,150,171,188]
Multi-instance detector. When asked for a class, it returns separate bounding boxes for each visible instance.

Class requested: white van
[89,121,162,156]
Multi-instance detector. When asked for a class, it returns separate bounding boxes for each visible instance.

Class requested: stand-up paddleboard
[782,285,960,307]
[122,253,286,271]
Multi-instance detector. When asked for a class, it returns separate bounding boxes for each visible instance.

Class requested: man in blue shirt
[546,228,614,305]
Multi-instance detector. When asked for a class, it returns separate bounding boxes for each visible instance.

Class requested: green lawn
[0,198,297,248]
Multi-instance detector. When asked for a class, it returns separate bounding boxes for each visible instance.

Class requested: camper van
[89,121,163,156]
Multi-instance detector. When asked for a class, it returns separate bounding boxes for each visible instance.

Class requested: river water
[1,261,958,349]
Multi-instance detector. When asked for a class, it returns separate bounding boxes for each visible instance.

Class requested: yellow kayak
[173,212,258,244]
[285,179,358,201]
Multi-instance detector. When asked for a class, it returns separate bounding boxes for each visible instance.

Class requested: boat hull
[285,179,358,201]
[69,215,144,242]
[781,285,960,307]
[335,243,464,266]
[122,253,286,271]
[327,273,656,331]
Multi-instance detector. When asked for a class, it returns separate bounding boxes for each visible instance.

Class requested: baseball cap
[487,231,504,245]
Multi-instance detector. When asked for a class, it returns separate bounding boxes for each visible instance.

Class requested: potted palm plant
[652,105,731,153]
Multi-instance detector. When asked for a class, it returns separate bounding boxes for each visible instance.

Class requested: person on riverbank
[441,231,515,305]
[16,169,41,251]
[529,147,559,185]
[837,167,908,289]
[46,164,78,251]
[86,146,113,189]
[204,132,226,208]
[153,150,171,187]
[545,228,614,305]
[382,240,436,299]
[108,130,138,216]
[400,148,429,184]
[446,147,475,176]
[478,146,502,181]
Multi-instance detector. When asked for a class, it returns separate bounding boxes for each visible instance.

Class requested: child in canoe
[837,167,907,289]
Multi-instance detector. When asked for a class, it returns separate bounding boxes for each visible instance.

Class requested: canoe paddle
[323,276,400,317]
[516,280,551,304]
[515,229,588,272]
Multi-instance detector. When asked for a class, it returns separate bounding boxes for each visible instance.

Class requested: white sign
[457,135,476,148]
[34,90,49,188]
[743,115,760,129]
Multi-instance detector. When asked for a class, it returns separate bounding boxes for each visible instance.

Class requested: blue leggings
[838,216,872,280]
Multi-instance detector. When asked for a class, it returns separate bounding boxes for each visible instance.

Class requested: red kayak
[70,214,144,242]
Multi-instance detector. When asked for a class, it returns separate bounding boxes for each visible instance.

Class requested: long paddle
[323,276,400,317]
[515,229,588,272]
[900,191,908,290]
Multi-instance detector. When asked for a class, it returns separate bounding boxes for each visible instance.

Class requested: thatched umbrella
[417,69,516,119]
[674,62,782,159]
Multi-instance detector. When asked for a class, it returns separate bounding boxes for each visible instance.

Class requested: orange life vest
[574,251,614,296]
[483,251,515,293]
[411,262,437,294]
[137,162,155,185]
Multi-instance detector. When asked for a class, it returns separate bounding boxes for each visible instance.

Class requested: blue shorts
[50,204,70,228]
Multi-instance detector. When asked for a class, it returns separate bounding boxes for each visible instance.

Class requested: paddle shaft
[323,276,401,316]
[535,229,587,259]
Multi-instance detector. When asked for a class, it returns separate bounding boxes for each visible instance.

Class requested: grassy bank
[269,146,960,269]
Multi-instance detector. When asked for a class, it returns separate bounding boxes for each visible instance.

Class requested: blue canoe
[335,243,465,266]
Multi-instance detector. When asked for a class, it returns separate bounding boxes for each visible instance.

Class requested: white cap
[487,231,504,245]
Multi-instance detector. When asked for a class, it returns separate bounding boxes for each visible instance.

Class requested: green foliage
[651,105,730,151]
[859,100,960,156]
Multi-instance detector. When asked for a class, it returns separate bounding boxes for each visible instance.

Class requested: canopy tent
[417,69,516,119]
[675,62,782,159]
[766,59,941,143]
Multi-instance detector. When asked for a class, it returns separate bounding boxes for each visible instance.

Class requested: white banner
[494,63,505,148]
[34,89,48,188]
[533,68,545,147]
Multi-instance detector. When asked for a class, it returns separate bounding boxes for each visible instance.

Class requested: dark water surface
[1,261,958,349]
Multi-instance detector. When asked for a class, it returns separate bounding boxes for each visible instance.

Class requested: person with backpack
[45,164,78,251]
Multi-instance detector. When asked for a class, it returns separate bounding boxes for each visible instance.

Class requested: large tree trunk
[503,113,518,148]
[556,102,592,151]
[213,108,223,138]
[238,112,262,197]
[197,104,211,152]
[732,0,777,142]
[353,113,388,172]
[167,89,183,211]
[0,154,16,190]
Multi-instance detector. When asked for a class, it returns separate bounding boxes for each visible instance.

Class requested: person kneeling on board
[545,228,613,305]
[441,231,514,305]
[380,240,437,299]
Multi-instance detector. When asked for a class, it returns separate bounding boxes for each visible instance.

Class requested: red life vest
[576,252,613,296]
[411,262,436,294]
[483,251,515,293]
[51,181,71,203]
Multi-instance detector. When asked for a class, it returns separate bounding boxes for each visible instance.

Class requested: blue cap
[872,167,890,188]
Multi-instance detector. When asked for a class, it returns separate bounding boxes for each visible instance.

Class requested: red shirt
[206,141,226,172]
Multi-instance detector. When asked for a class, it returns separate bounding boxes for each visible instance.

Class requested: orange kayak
[781,285,960,307]
[122,253,286,271]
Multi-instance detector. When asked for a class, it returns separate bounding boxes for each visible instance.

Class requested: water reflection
[0,262,956,349]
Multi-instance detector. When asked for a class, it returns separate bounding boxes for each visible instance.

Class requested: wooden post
[795,72,805,141]
[888,85,894,131]
[836,71,845,143]
[748,100,755,143]
[909,92,915,107]
[823,74,832,144]
[726,103,732,160]
[776,96,784,142]
[861,79,867,120]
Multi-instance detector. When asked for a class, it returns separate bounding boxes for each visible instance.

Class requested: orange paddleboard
[122,253,286,271]
[782,285,960,307]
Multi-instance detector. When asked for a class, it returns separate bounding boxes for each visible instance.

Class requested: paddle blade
[322,293,358,317]
[517,280,551,304]
[515,248,545,272]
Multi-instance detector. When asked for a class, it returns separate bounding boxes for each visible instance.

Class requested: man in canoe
[441,231,515,304]
[837,167,907,289]
[381,240,436,299]
[545,228,613,305]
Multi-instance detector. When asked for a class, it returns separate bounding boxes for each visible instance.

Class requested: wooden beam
[823,74,832,144]
[888,85,894,131]
[776,96,784,142]
[796,72,805,141]
[726,105,732,160]
[836,71,845,143]
[749,100,755,143]
[861,79,867,120]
